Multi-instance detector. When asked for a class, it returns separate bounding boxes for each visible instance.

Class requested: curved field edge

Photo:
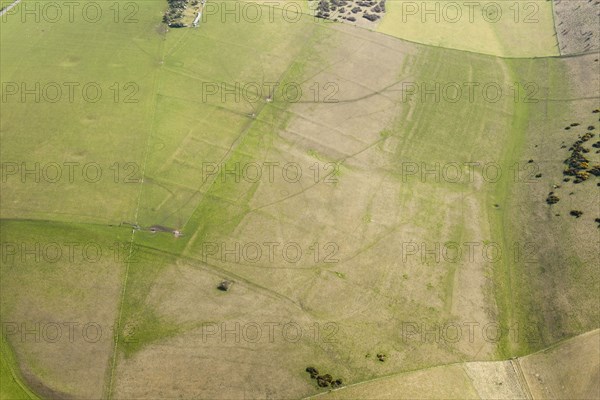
[376,0,559,58]
[0,220,131,399]
[109,21,598,400]
[0,338,39,400]
[0,1,598,399]
[305,328,599,399]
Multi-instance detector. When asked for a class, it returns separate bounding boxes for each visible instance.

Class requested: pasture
[0,0,598,398]
[377,0,559,57]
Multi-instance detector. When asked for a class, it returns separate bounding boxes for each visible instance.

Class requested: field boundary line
[0,336,40,399]
[105,227,136,400]
[511,358,534,400]
[300,360,472,400]
[179,23,324,253]
[104,32,167,400]
[225,1,576,60]
[303,329,600,399]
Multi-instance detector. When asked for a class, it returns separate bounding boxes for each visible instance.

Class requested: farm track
[510,359,533,400]
[104,25,169,400]
[2,3,598,397]
[178,28,325,249]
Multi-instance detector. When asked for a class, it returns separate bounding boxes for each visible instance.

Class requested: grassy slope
[0,220,131,398]
[378,0,558,57]
[0,0,163,224]
[112,14,554,397]
[1,0,598,398]
[110,16,598,393]
[112,0,324,344]
[309,329,599,399]
[520,329,600,399]
[1,2,165,395]
[310,363,479,399]
[0,339,38,400]
[500,54,600,348]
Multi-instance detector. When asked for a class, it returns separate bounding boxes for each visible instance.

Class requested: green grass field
[311,329,599,399]
[1,339,39,400]
[378,0,559,57]
[1,0,598,398]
